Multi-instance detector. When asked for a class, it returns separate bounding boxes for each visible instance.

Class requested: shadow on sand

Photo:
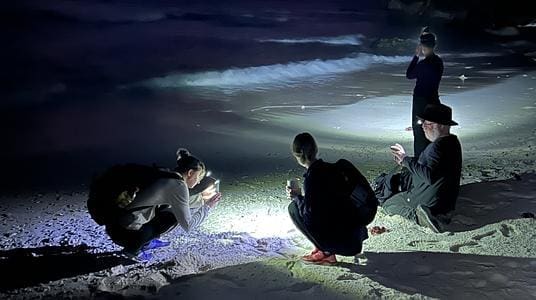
[0,244,134,291]
[152,251,536,299]
[340,251,536,299]
[444,172,536,232]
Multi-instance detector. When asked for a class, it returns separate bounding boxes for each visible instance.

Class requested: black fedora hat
[417,103,458,126]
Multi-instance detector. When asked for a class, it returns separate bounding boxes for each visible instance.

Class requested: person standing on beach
[286,132,376,264]
[381,104,462,233]
[406,27,444,157]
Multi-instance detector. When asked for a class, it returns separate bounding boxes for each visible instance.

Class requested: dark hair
[420,32,436,48]
[175,148,205,175]
[292,132,318,162]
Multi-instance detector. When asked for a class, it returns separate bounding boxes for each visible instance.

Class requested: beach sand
[1,72,535,300]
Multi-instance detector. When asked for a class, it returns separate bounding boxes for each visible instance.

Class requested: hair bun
[176,148,190,160]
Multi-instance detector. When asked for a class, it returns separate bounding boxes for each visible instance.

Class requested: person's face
[185,169,203,189]
[421,46,433,56]
[293,154,307,168]
[421,120,439,142]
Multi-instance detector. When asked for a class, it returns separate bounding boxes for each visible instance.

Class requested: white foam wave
[148,53,410,88]
[258,34,364,46]
[521,21,536,27]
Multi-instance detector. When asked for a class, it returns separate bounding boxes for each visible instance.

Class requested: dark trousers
[106,210,177,253]
[382,192,418,222]
[412,95,437,157]
[379,169,418,222]
[288,201,367,256]
[413,121,430,158]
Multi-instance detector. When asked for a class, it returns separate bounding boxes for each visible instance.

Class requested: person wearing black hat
[380,103,462,232]
[406,27,444,157]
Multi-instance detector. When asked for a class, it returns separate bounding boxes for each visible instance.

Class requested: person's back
[408,53,443,101]
[300,159,376,231]
[409,134,462,215]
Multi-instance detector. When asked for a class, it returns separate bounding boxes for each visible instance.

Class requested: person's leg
[381,193,418,222]
[106,223,156,254]
[148,210,177,237]
[106,210,177,254]
[415,205,441,233]
[288,202,339,264]
[413,122,430,157]
[288,202,324,250]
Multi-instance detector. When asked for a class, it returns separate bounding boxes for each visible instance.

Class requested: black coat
[406,53,444,118]
[295,159,376,234]
[401,134,462,215]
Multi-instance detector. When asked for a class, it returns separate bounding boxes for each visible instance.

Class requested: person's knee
[287,201,300,220]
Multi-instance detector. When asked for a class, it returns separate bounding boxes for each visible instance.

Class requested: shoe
[302,250,337,265]
[416,205,441,233]
[141,239,170,252]
[301,248,320,260]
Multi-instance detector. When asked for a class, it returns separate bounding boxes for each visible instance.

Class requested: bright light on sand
[223,205,296,239]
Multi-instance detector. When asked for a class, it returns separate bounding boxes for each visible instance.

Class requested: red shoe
[302,250,337,265]
[302,248,320,260]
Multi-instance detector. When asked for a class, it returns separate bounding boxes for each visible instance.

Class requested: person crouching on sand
[286,132,376,264]
[97,149,222,259]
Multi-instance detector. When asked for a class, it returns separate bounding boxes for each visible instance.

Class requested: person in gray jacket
[104,149,222,258]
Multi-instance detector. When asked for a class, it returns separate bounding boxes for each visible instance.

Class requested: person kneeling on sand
[379,103,462,233]
[286,132,377,264]
[88,149,222,260]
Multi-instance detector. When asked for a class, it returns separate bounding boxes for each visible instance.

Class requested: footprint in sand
[336,273,361,281]
[285,260,296,271]
[449,241,479,252]
[407,240,439,247]
[499,224,515,237]
[472,230,496,241]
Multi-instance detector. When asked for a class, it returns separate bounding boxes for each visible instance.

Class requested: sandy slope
[0,167,535,299]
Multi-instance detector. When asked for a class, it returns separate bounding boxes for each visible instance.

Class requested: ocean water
[3,1,535,190]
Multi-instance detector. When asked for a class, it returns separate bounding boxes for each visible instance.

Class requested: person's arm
[297,171,325,221]
[406,48,420,79]
[401,144,442,185]
[172,181,210,232]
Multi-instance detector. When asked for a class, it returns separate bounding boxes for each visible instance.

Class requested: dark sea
[2,1,536,191]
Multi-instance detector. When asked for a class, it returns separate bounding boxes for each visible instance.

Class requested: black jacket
[401,134,462,215]
[295,159,375,232]
[406,54,444,117]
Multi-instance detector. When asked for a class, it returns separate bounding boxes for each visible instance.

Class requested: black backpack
[331,159,378,225]
[87,164,181,226]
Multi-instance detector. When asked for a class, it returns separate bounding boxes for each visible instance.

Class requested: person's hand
[390,143,407,165]
[205,192,222,208]
[201,184,217,202]
[286,186,302,200]
[405,125,413,131]
[415,44,422,57]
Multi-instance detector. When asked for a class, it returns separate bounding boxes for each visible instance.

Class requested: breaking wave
[148,53,410,89]
[257,34,364,46]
